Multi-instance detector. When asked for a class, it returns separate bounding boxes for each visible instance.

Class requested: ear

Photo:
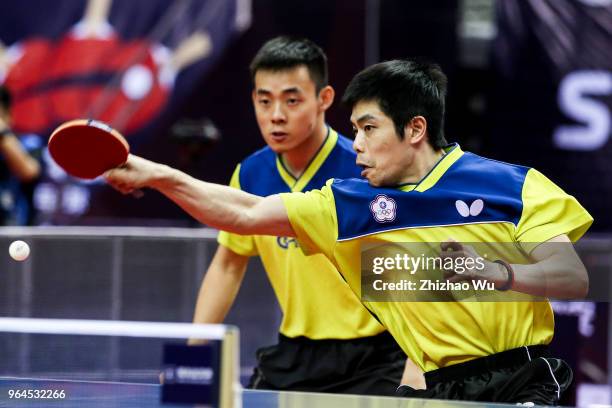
[404,116,427,144]
[318,85,335,112]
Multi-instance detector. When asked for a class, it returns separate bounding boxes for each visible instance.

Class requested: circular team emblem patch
[370,194,397,223]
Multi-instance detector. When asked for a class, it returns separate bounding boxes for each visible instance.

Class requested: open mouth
[270,131,288,141]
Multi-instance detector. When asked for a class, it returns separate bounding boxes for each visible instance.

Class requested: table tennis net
[0,317,237,384]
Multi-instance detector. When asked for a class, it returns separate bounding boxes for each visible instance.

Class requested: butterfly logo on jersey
[370,194,397,223]
[455,199,484,217]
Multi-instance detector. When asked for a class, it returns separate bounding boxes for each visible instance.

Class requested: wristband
[494,259,514,291]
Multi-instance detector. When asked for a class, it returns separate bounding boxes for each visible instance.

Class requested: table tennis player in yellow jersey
[190,37,408,394]
[105,59,592,405]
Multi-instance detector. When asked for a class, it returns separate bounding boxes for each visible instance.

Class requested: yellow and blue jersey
[218,127,387,340]
[281,144,593,371]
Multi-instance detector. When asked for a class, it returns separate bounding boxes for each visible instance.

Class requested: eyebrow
[256,87,302,96]
[352,113,378,125]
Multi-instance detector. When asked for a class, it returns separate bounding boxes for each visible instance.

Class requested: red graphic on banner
[0,0,211,136]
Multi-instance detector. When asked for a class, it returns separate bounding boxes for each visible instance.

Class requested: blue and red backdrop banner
[0,0,247,137]
[0,0,249,223]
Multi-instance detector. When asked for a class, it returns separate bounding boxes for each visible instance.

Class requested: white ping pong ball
[9,240,30,262]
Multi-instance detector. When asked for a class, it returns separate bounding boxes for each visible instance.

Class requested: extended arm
[105,155,295,237]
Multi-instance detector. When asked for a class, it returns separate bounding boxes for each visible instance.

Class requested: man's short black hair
[0,85,11,113]
[342,59,448,149]
[249,36,328,93]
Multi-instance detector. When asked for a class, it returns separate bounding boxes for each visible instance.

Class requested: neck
[281,120,328,177]
[401,144,446,184]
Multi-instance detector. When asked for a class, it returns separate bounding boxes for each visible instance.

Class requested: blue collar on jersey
[238,127,361,196]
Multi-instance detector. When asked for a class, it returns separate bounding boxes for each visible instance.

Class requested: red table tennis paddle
[48,118,129,179]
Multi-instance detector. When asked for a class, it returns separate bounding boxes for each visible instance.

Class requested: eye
[258,99,270,106]
[351,127,357,135]
[287,98,299,106]
[364,125,374,132]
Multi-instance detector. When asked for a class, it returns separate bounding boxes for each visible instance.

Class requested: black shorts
[396,345,572,405]
[247,331,406,395]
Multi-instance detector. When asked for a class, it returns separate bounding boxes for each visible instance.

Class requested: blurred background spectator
[0,85,42,225]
